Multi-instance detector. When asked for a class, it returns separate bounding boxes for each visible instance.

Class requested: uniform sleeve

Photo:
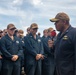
[0,48,2,55]
[24,36,37,57]
[39,40,44,54]
[0,38,12,60]
[0,51,2,55]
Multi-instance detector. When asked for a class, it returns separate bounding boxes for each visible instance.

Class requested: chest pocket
[5,40,13,51]
[6,40,19,48]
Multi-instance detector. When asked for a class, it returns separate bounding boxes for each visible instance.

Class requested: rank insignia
[63,35,68,40]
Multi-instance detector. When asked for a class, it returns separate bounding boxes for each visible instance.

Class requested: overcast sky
[0,0,76,35]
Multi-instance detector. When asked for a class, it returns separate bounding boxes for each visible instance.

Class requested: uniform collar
[5,34,15,41]
[58,25,72,39]
[29,33,39,40]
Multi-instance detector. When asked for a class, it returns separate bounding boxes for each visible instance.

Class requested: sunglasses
[0,31,3,33]
[33,28,38,30]
[9,28,16,31]
[5,32,7,33]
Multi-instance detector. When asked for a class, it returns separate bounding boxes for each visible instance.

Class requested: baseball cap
[18,30,24,33]
[18,29,24,35]
[30,23,38,29]
[7,24,16,30]
[50,12,70,22]
[48,27,54,32]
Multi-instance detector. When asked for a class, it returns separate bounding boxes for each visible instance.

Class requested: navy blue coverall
[0,34,23,75]
[19,37,25,74]
[54,26,76,75]
[24,33,44,75]
[42,36,55,75]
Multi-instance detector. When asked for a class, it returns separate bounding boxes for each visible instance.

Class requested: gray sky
[0,0,76,35]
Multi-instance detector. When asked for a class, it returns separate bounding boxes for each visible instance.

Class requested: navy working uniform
[19,36,25,75]
[18,29,25,70]
[0,34,23,75]
[54,26,76,75]
[24,33,44,75]
[19,37,25,67]
[42,35,55,75]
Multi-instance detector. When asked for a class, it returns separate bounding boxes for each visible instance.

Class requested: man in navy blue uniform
[0,24,23,75]
[18,29,25,75]
[42,28,55,75]
[24,23,44,75]
[49,12,76,75]
[0,30,3,75]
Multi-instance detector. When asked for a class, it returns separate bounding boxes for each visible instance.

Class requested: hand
[0,55,2,59]
[41,55,44,60]
[36,54,42,60]
[48,40,54,48]
[11,55,18,61]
